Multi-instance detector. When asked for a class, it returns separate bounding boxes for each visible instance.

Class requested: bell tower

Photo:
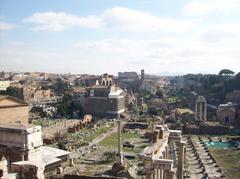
[141,69,144,81]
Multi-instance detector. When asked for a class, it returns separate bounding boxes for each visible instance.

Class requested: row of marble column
[195,102,207,121]
[145,141,185,179]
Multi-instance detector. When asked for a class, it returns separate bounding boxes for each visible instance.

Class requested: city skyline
[1,0,240,75]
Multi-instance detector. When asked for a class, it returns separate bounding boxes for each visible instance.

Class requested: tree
[53,78,68,95]
[57,94,83,118]
[236,72,240,79]
[68,101,83,118]
[0,87,23,100]
[219,69,235,76]
[57,103,68,117]
[156,88,163,98]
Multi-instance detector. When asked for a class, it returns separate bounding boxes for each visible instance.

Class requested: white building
[0,123,70,179]
[0,80,10,91]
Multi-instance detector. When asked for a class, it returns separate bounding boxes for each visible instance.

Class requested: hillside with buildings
[0,69,240,179]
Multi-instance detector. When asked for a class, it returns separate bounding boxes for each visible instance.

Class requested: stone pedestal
[165,170,174,179]
[116,152,123,166]
[69,158,74,167]
[145,161,153,179]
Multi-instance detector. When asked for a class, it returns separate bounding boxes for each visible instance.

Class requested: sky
[0,0,240,75]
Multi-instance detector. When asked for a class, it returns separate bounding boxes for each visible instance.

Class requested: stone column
[117,120,123,165]
[163,151,166,159]
[204,102,207,121]
[156,169,160,179]
[165,146,168,159]
[195,102,198,120]
[199,103,203,121]
[145,161,153,179]
[153,169,156,179]
[160,169,163,179]
[21,152,25,161]
[177,142,184,179]
[169,141,177,167]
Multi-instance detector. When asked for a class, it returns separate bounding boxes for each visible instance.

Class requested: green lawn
[84,127,110,142]
[99,132,141,147]
[209,148,240,179]
[99,132,146,154]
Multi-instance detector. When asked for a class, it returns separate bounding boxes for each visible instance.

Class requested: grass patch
[99,132,141,147]
[84,127,110,142]
[164,96,178,104]
[209,148,240,179]
[99,132,146,157]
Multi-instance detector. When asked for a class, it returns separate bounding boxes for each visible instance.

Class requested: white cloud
[23,7,195,32]
[101,7,194,32]
[23,12,103,32]
[1,36,240,75]
[0,21,15,30]
[196,24,240,42]
[73,37,240,74]
[184,0,240,16]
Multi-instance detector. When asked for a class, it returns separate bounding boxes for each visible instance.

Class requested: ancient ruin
[195,96,207,121]
[111,120,124,173]
[0,123,70,179]
[141,125,185,179]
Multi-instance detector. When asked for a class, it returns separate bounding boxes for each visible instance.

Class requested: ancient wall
[11,164,39,179]
[64,175,121,179]
[0,128,26,149]
[199,122,229,135]
[183,125,200,134]
[84,97,109,116]
[0,106,29,124]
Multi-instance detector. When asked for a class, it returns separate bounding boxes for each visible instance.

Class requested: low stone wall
[64,175,123,179]
[199,123,229,135]
[123,122,148,129]
[183,122,230,135]
[183,125,200,134]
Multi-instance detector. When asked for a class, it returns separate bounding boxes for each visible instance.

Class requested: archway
[102,80,106,86]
